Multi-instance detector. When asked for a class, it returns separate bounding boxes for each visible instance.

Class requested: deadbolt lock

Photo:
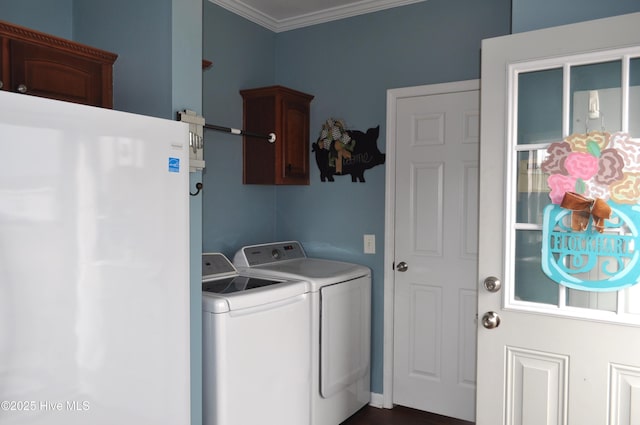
[483,276,502,292]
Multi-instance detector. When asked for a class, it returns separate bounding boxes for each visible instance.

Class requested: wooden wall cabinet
[240,85,314,185]
[0,20,117,108]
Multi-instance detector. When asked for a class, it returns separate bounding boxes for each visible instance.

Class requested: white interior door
[390,81,479,422]
[478,13,640,425]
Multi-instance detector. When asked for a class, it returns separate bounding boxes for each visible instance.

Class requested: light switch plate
[364,234,375,254]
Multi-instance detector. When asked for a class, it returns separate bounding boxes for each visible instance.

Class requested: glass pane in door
[514,69,563,305]
[518,68,563,144]
[566,289,617,312]
[630,57,640,137]
[570,60,622,134]
[564,60,625,312]
[514,230,559,305]
[624,56,640,317]
[516,149,552,224]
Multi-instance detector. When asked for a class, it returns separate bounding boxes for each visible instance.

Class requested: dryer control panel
[234,241,306,267]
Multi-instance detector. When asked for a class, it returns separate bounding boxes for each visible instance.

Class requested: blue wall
[73,0,174,118]
[512,0,640,32]
[0,0,73,38]
[202,0,512,394]
[201,3,278,255]
[1,0,177,119]
[276,0,511,394]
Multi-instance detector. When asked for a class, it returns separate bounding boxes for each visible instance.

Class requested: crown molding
[209,0,426,33]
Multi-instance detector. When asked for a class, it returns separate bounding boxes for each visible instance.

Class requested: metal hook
[190,182,203,197]
[585,114,605,133]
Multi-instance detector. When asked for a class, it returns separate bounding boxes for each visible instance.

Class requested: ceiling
[209,0,426,32]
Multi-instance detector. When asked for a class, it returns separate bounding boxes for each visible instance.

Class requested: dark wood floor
[341,406,475,425]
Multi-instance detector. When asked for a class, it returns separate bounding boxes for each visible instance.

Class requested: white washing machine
[201,253,311,425]
[233,241,371,425]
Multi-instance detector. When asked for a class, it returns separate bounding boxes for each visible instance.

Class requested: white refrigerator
[0,91,191,424]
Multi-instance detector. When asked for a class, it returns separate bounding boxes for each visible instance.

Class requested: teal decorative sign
[540,131,640,292]
[542,202,640,291]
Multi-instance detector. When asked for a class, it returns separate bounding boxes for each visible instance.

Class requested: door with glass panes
[477,13,640,425]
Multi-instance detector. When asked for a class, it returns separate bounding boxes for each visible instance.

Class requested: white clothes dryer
[233,241,371,425]
[201,253,311,425]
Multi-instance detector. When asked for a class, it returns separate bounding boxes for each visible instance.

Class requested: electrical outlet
[364,234,375,254]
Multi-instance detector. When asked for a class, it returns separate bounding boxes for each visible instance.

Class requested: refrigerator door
[0,92,190,425]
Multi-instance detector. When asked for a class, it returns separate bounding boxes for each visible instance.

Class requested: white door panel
[478,12,640,425]
[390,83,479,422]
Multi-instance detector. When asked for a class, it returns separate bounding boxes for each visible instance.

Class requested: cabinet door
[0,38,7,90]
[279,96,310,184]
[241,85,313,185]
[10,40,106,107]
[243,95,277,184]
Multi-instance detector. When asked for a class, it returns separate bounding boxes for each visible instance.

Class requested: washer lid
[202,252,309,313]
[202,280,309,313]
[235,258,371,290]
[202,252,237,280]
[203,275,285,294]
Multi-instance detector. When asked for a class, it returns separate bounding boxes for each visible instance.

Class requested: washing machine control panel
[236,241,306,267]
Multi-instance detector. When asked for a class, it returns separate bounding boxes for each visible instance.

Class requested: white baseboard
[369,392,385,408]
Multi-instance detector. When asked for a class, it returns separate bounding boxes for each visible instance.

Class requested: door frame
[383,79,480,408]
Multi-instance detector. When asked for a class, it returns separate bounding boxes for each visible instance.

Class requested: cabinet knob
[0,80,3,89]
[17,84,27,94]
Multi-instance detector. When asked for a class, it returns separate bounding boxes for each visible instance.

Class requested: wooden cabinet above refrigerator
[241,85,314,185]
[0,20,117,108]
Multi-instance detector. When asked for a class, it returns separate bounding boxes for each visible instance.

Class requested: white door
[478,13,640,425]
[388,81,479,422]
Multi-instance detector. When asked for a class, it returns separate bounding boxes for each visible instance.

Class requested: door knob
[396,261,408,272]
[483,276,502,292]
[481,311,500,329]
